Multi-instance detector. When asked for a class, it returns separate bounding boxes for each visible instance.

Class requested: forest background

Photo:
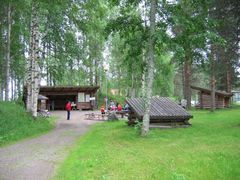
[0,0,239,113]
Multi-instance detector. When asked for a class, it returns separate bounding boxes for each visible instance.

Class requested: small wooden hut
[191,86,233,109]
[39,86,99,110]
[126,97,193,127]
[38,94,48,110]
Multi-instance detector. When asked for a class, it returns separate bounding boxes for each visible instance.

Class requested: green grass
[0,101,56,146]
[55,107,240,180]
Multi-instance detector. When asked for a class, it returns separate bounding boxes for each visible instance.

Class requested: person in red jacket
[117,104,122,111]
[100,106,105,114]
[65,101,71,120]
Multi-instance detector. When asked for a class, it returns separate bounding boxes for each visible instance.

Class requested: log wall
[199,93,230,109]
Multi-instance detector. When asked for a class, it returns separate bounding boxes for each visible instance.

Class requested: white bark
[142,0,156,136]
[11,76,14,100]
[0,83,3,101]
[26,3,34,112]
[141,49,147,99]
[26,1,40,117]
[5,3,11,101]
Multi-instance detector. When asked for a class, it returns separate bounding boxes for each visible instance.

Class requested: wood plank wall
[199,93,230,109]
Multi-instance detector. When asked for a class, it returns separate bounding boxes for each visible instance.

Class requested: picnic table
[115,110,129,118]
[85,113,107,121]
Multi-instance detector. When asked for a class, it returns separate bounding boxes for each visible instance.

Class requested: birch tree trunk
[141,0,156,136]
[11,75,14,100]
[94,39,99,86]
[0,83,3,101]
[17,77,21,99]
[94,58,98,86]
[141,0,147,99]
[26,51,33,112]
[210,45,216,111]
[131,71,136,98]
[26,1,40,117]
[141,49,147,98]
[5,3,11,101]
[89,56,93,86]
[26,3,34,112]
[46,42,49,85]
[32,1,40,117]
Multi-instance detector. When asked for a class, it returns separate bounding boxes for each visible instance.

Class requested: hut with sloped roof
[24,86,99,110]
[39,86,99,110]
[126,97,193,127]
[191,86,233,109]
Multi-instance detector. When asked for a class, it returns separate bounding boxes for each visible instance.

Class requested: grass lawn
[0,101,56,146]
[56,107,240,180]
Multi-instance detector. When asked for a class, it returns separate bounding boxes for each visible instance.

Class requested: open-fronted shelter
[191,86,233,109]
[126,97,193,127]
[39,86,99,110]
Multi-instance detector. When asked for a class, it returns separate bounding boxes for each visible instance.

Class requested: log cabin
[191,86,233,109]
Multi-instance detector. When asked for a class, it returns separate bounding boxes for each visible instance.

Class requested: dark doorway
[47,95,76,110]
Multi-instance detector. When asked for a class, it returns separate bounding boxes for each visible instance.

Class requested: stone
[107,112,118,121]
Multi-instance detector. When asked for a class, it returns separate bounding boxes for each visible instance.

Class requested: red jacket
[100,106,105,113]
[117,104,122,111]
[65,102,71,111]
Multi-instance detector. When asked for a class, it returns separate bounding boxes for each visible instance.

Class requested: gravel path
[0,110,100,180]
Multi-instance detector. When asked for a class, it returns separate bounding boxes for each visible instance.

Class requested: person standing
[65,101,71,120]
[123,101,130,111]
[51,100,55,110]
[100,105,105,116]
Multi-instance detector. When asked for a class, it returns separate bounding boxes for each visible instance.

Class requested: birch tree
[5,3,12,101]
[141,0,156,136]
[26,0,40,117]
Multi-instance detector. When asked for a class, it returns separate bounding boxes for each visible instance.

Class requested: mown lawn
[0,101,56,146]
[56,107,240,180]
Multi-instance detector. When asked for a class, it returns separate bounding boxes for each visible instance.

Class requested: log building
[191,86,233,109]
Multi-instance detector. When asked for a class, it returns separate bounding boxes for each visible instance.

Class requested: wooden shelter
[39,86,99,110]
[191,86,233,109]
[126,97,193,126]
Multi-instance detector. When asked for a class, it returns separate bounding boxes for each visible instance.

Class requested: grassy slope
[0,101,55,146]
[56,107,240,180]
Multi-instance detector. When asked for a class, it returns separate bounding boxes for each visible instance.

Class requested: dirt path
[0,110,101,180]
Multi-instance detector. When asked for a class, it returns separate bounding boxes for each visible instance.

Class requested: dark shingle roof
[126,97,193,120]
[191,86,233,97]
[40,86,99,93]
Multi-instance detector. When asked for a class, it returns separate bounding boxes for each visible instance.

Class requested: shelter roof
[126,97,193,120]
[40,86,99,93]
[38,94,48,100]
[191,86,233,97]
